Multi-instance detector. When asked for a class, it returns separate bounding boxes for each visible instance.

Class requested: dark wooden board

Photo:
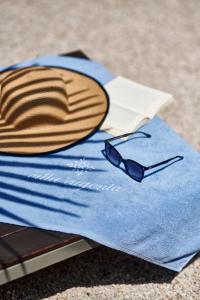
[0,228,80,269]
[0,223,25,237]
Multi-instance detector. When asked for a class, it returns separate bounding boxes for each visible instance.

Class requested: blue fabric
[0,55,114,85]
[0,56,200,272]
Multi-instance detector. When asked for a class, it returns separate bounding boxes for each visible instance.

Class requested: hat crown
[0,66,69,129]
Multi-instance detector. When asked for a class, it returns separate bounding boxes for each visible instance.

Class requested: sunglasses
[104,131,184,182]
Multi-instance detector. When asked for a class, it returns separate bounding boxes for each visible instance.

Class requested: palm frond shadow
[45,154,105,161]
[0,190,80,218]
[0,170,95,193]
[0,181,88,208]
[0,150,107,228]
[0,159,105,173]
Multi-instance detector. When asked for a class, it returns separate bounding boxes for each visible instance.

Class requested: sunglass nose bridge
[143,166,149,170]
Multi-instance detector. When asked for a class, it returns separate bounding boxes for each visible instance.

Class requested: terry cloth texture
[0,56,200,271]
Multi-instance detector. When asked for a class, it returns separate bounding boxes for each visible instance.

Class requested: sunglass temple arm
[144,155,184,170]
[105,131,151,142]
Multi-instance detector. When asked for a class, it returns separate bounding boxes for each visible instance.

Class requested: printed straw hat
[0,66,109,155]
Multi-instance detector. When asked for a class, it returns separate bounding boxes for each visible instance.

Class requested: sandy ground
[0,0,200,299]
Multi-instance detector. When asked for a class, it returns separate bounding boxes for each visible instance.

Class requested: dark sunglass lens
[105,142,121,166]
[125,160,144,182]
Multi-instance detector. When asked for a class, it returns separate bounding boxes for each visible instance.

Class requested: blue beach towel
[0,56,200,271]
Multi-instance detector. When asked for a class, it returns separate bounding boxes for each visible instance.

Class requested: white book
[101,76,173,136]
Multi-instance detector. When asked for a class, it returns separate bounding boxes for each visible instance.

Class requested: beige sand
[0,0,200,299]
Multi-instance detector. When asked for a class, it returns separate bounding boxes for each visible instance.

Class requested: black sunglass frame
[104,131,184,182]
